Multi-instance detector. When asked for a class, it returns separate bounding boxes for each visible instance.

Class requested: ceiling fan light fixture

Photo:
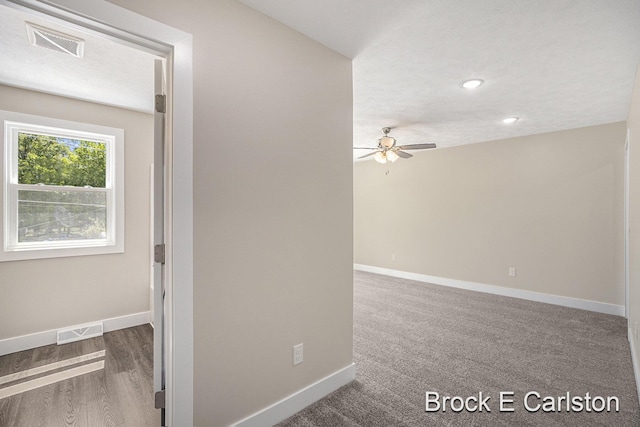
[374,151,387,164]
[379,136,395,148]
[502,116,519,124]
[461,79,484,89]
[356,126,436,163]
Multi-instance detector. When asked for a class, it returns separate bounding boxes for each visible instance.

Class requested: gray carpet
[277,271,640,426]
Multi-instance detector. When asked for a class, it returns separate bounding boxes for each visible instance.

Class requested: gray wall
[105,1,354,426]
[355,122,626,305]
[0,84,153,340]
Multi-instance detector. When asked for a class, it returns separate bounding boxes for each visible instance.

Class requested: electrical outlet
[509,267,516,277]
[293,343,303,366]
[392,253,396,261]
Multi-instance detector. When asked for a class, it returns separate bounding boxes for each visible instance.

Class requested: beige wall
[355,122,626,305]
[104,1,353,426]
[628,65,640,371]
[0,84,153,339]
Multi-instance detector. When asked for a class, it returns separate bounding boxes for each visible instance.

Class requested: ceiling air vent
[25,22,84,58]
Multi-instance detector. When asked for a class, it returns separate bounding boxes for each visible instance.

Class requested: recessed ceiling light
[502,117,519,124]
[461,79,484,89]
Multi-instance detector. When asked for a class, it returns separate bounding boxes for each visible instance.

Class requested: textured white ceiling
[0,5,157,113]
[238,0,640,159]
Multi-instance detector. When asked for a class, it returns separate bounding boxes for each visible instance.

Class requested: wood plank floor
[0,325,159,427]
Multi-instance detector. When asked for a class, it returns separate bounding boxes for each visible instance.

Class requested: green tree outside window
[18,132,106,188]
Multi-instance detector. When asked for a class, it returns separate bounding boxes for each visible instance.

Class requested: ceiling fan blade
[396,150,412,159]
[357,151,378,159]
[396,143,437,150]
[353,147,378,150]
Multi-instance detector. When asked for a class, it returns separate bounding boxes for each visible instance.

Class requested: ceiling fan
[354,127,436,163]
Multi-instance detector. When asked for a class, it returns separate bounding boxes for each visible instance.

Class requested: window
[1,110,124,261]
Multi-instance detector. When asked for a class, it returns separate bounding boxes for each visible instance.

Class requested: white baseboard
[102,311,150,333]
[354,264,625,317]
[629,327,640,406]
[0,311,151,356]
[231,363,356,427]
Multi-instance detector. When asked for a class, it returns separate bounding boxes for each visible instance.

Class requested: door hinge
[155,390,166,409]
[155,94,166,113]
[154,243,166,264]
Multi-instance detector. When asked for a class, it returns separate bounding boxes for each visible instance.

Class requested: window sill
[0,241,124,262]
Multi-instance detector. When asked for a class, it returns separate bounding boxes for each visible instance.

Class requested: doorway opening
[0,0,193,425]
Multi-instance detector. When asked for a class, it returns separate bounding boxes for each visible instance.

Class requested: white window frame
[1,110,124,261]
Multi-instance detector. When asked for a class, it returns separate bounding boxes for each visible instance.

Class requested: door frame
[626,130,630,319]
[0,1,194,425]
